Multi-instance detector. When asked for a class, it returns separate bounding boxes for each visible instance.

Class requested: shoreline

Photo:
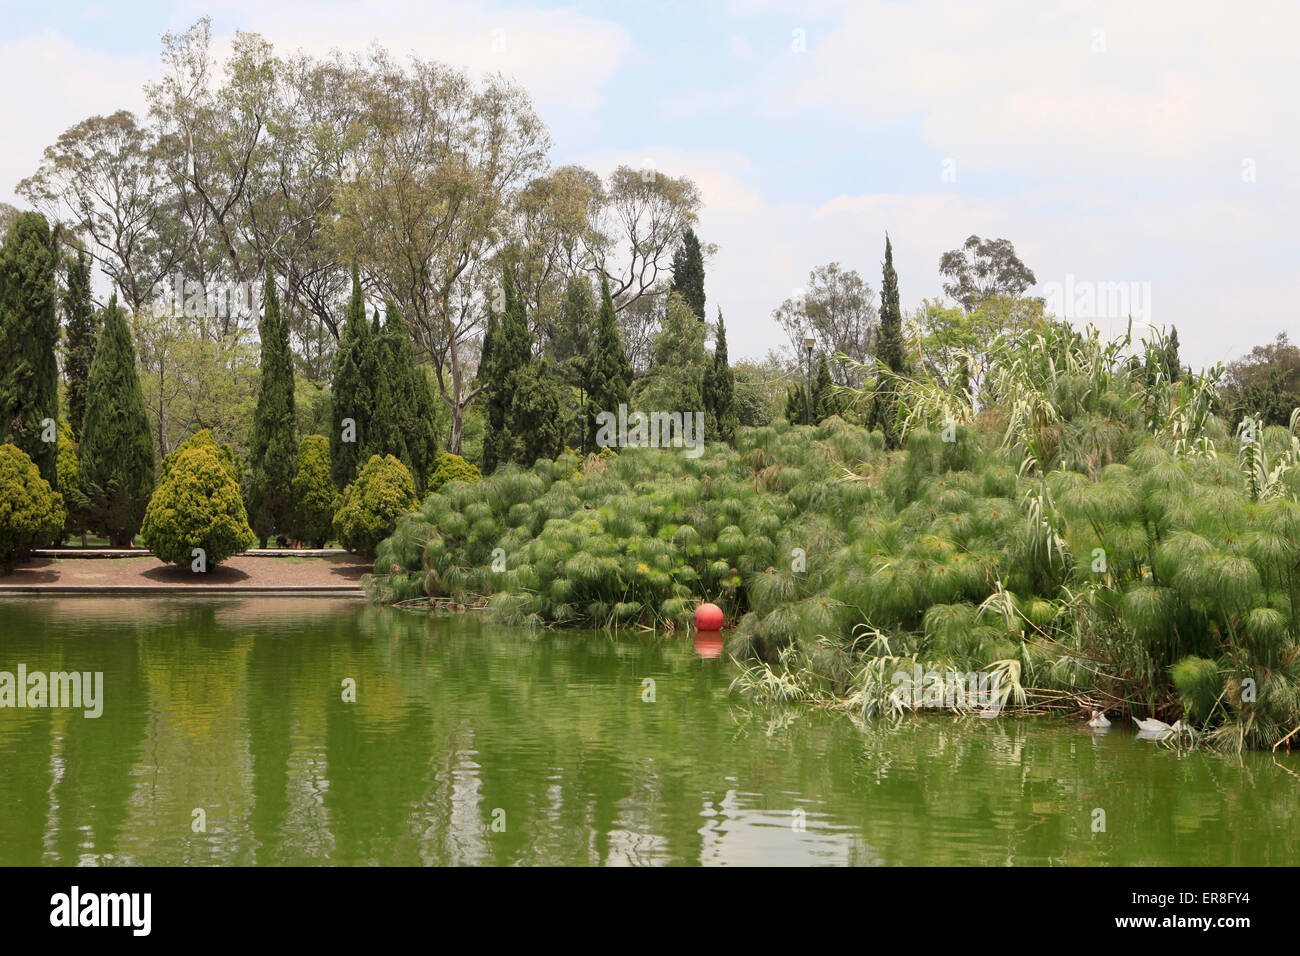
[0,552,370,595]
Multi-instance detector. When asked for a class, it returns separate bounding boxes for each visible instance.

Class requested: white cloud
[0,30,153,206]
[770,0,1300,179]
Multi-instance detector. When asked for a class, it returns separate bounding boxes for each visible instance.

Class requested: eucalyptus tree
[771,262,877,386]
[596,166,702,310]
[938,235,1037,313]
[18,110,187,315]
[508,165,607,352]
[237,49,365,380]
[145,18,272,335]
[334,51,550,456]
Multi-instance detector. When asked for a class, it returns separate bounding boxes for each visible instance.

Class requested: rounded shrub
[159,429,240,485]
[334,454,419,557]
[427,452,481,494]
[0,443,63,571]
[140,444,256,569]
[291,435,334,547]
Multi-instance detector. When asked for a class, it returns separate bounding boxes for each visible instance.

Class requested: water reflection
[693,631,724,659]
[0,596,1298,866]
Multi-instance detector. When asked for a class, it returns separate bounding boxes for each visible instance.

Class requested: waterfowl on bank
[1132,716,1174,735]
[1087,710,1111,728]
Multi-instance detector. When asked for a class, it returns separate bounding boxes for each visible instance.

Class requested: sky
[0,0,1295,369]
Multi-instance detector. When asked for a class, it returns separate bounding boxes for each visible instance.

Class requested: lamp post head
[804,334,815,353]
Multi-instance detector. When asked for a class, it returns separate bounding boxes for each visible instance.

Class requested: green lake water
[0,596,1296,866]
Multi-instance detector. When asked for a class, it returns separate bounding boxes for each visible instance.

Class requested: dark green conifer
[247,271,297,547]
[0,212,60,487]
[80,295,154,546]
[330,267,374,489]
[584,276,632,452]
[669,227,706,321]
[63,249,98,439]
[705,310,738,442]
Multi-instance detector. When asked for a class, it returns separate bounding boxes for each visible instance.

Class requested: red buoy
[694,602,725,630]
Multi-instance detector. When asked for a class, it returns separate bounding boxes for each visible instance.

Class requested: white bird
[1087,709,1111,728]
[1132,716,1174,735]
[1170,719,1185,733]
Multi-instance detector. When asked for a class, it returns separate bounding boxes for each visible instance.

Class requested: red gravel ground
[1,554,370,590]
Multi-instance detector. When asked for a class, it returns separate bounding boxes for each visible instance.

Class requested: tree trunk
[449,404,463,456]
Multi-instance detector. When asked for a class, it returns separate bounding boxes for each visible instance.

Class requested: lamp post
[804,334,815,426]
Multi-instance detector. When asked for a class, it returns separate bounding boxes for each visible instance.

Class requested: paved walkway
[0,552,371,594]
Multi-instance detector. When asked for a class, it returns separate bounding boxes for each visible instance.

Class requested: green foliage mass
[55,419,89,541]
[141,443,256,569]
[0,443,63,571]
[291,434,335,547]
[141,442,254,567]
[159,429,240,484]
[334,454,419,558]
[633,292,706,416]
[427,452,482,494]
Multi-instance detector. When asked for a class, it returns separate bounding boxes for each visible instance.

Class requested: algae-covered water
[1,596,1295,866]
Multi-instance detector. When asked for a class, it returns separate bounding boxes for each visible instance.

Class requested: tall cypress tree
[369,302,437,492]
[365,306,407,466]
[874,235,906,448]
[330,267,374,489]
[705,309,738,443]
[63,249,98,440]
[482,264,532,472]
[410,360,440,493]
[506,361,567,467]
[812,352,835,422]
[1164,326,1182,383]
[80,295,154,546]
[669,227,706,321]
[555,276,597,449]
[786,383,808,424]
[584,276,632,452]
[0,212,60,488]
[248,271,297,547]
